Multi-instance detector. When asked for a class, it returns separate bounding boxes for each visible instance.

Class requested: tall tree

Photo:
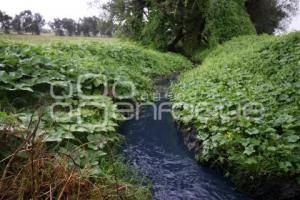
[97,0,254,53]
[98,18,114,36]
[90,16,100,36]
[0,11,12,34]
[0,11,2,24]
[31,13,45,35]
[100,0,147,38]
[61,18,76,36]
[80,17,90,36]
[19,10,33,33]
[11,15,22,34]
[11,10,45,34]
[93,0,299,54]
[74,22,82,36]
[80,17,99,36]
[50,18,64,36]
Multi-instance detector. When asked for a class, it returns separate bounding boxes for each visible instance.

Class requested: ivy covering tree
[98,0,255,54]
[95,0,298,55]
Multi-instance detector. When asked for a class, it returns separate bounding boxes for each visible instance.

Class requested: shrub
[171,33,300,187]
[0,39,192,199]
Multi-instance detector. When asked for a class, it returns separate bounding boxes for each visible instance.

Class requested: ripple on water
[120,100,251,200]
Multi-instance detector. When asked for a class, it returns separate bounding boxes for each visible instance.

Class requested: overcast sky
[0,0,299,31]
[0,0,99,20]
[288,10,300,31]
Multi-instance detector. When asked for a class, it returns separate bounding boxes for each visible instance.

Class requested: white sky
[0,0,100,21]
[0,0,299,31]
[288,10,300,31]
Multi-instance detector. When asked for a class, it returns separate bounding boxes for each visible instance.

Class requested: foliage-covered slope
[0,38,192,199]
[205,0,256,47]
[171,32,300,198]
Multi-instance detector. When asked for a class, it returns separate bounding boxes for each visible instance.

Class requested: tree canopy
[1,0,298,45]
[49,16,114,37]
[94,0,298,54]
[0,11,12,33]
[9,10,45,35]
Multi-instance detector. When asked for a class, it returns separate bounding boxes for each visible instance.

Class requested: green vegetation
[0,35,192,199]
[205,0,256,47]
[0,33,118,44]
[1,0,300,198]
[101,0,298,56]
[171,32,300,193]
[102,0,256,54]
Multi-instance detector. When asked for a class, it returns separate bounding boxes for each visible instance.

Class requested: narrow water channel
[120,79,251,200]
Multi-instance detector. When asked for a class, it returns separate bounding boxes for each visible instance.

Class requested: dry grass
[0,147,131,200]
[0,120,148,200]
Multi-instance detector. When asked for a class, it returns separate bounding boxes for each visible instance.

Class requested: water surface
[120,83,251,200]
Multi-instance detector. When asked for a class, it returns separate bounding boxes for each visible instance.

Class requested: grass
[0,33,118,44]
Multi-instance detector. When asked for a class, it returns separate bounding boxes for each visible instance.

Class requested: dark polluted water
[120,84,251,200]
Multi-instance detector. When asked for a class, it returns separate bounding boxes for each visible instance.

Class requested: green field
[0,33,119,44]
[0,34,192,199]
